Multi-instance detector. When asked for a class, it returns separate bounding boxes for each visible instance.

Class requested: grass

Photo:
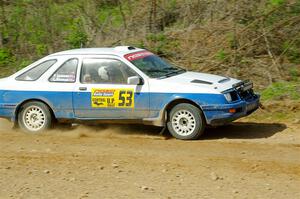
[261,80,300,101]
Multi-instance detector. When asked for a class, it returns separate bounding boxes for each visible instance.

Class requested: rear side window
[16,59,57,81]
[49,58,78,83]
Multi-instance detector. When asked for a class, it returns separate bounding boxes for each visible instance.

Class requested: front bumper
[202,94,260,126]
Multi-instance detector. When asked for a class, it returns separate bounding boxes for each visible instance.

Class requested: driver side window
[80,58,137,84]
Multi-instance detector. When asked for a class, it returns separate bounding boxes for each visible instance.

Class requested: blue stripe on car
[0,90,258,125]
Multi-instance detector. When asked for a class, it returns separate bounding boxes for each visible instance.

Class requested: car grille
[233,80,256,101]
[223,80,257,102]
[226,89,255,102]
[238,89,255,100]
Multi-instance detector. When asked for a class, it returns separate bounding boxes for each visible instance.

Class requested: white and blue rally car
[0,46,259,140]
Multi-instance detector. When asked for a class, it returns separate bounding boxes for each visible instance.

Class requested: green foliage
[66,18,88,48]
[289,67,299,81]
[261,1,300,61]
[146,33,166,42]
[164,0,177,10]
[265,0,300,25]
[269,0,285,6]
[98,5,124,28]
[261,81,300,100]
[0,58,32,78]
[215,49,228,61]
[0,0,299,94]
[0,48,12,67]
[284,41,300,64]
[146,33,168,55]
[134,40,146,49]
[290,1,300,14]
[35,44,47,57]
[227,33,239,50]
[17,59,32,70]
[146,33,179,56]
[96,1,131,29]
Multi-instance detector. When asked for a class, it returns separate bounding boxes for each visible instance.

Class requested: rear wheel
[167,103,205,140]
[18,101,52,133]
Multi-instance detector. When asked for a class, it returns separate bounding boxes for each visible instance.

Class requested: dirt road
[0,118,299,199]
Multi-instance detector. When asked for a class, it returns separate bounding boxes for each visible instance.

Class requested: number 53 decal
[118,90,133,107]
[91,88,134,108]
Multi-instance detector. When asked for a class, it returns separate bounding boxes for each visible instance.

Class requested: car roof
[48,46,144,57]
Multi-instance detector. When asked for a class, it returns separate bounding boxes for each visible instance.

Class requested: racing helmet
[98,66,110,81]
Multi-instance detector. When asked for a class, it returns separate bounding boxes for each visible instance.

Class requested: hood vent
[218,77,230,83]
[191,79,213,85]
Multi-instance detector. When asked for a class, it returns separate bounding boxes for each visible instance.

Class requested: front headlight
[224,93,232,102]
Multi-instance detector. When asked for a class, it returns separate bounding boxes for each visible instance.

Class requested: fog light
[229,108,236,113]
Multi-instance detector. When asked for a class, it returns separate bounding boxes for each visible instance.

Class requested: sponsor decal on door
[91,88,134,108]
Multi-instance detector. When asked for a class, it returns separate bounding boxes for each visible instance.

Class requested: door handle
[79,87,87,91]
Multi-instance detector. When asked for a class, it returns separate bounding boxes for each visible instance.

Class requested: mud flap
[159,125,167,135]
[12,121,19,130]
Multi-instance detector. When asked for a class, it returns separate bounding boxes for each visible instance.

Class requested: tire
[167,103,205,140]
[18,101,53,133]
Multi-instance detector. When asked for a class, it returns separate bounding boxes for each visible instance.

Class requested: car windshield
[125,51,186,78]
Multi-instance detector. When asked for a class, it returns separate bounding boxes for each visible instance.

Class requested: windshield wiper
[159,69,186,78]
[145,68,186,78]
[146,68,177,73]
[163,67,178,71]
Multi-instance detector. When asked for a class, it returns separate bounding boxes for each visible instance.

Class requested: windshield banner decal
[124,51,153,61]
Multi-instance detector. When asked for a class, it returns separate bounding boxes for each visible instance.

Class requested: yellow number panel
[91,88,134,108]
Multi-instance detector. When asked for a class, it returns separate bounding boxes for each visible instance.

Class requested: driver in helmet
[98,66,110,82]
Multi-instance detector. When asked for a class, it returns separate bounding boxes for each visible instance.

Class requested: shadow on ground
[203,122,287,140]
[76,122,287,140]
[0,118,287,140]
[81,124,165,137]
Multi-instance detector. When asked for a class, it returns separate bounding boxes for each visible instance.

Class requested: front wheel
[18,101,53,133]
[167,103,205,140]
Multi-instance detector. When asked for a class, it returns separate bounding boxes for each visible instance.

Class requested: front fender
[146,92,226,126]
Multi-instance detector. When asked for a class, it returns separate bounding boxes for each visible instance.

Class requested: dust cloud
[0,118,165,140]
[0,119,13,132]
[49,124,165,140]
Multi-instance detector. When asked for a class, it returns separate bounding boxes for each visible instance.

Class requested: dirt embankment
[0,118,300,199]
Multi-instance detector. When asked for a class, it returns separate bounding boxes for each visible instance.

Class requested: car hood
[161,71,241,93]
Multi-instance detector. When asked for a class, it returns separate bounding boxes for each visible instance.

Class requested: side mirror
[127,76,143,85]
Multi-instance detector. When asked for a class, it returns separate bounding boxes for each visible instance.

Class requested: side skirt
[57,118,164,127]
